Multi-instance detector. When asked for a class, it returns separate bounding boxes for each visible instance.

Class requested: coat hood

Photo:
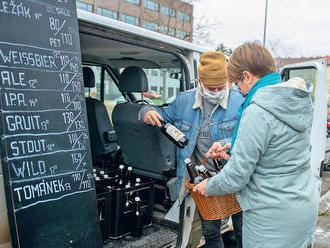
[251,77,313,132]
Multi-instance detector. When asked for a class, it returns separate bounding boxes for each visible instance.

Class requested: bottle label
[166,126,185,142]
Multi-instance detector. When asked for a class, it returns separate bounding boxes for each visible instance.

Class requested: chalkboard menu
[0,0,102,247]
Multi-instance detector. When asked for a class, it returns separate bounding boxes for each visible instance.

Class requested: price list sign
[0,0,102,247]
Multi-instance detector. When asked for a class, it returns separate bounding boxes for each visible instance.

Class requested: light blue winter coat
[206,78,318,248]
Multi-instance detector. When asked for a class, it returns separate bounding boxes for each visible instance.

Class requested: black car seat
[112,66,176,180]
[83,67,117,165]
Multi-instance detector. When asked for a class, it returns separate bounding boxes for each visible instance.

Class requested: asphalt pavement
[314,170,330,248]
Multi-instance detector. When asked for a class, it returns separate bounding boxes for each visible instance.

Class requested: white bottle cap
[135,196,141,201]
[100,171,105,175]
[125,184,131,188]
[95,177,100,181]
[92,169,96,172]
[136,178,141,183]
[93,173,97,177]
[128,166,132,171]
[184,158,191,164]
[119,165,125,170]
[103,175,108,179]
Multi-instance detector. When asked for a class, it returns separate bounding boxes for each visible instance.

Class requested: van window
[288,67,317,104]
[104,69,125,121]
[126,68,181,105]
[84,65,125,122]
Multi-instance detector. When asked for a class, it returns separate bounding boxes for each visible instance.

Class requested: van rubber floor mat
[103,224,177,248]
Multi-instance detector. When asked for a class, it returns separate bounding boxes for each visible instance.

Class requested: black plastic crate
[110,180,154,239]
[96,189,113,243]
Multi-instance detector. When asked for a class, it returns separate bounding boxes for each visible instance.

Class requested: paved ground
[315,137,330,248]
[314,170,330,248]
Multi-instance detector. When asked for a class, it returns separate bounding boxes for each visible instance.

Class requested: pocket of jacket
[175,120,191,133]
[218,119,237,138]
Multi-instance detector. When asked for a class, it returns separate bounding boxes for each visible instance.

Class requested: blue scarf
[230,72,282,153]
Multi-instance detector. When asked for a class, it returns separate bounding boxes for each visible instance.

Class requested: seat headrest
[119,66,148,93]
[83,67,95,88]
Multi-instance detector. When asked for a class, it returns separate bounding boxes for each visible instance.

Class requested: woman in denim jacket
[140,51,244,248]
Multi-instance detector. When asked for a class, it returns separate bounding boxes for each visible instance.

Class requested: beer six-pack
[94,165,154,242]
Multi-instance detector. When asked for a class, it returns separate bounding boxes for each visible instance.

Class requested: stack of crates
[95,168,154,242]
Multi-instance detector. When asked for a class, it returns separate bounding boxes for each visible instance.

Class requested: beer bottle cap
[103,175,108,179]
[125,184,131,188]
[93,173,97,177]
[128,166,132,171]
[95,177,100,181]
[184,158,191,164]
[136,178,141,183]
[119,165,125,170]
[92,169,96,172]
[100,171,105,175]
[135,197,141,201]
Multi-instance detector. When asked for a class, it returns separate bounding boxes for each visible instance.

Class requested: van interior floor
[103,224,177,248]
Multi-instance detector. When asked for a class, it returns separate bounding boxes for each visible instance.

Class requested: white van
[280,60,328,196]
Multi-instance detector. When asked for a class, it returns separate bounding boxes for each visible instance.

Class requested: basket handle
[203,156,224,172]
[202,156,208,166]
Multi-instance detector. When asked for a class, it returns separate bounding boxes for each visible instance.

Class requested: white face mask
[198,82,227,105]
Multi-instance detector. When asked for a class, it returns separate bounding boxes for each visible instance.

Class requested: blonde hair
[227,42,277,83]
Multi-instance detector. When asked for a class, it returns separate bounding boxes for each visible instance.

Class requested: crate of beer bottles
[109,179,154,239]
[96,187,113,243]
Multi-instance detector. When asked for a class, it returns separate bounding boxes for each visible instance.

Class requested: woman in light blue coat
[194,43,318,248]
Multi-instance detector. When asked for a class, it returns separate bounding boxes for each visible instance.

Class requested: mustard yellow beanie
[198,51,228,86]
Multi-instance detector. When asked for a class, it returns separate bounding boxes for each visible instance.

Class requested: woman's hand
[206,142,223,159]
[218,143,231,161]
[192,179,209,197]
[143,110,163,127]
[206,142,231,161]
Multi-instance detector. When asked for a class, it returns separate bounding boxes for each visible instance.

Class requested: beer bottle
[135,177,141,186]
[95,176,102,190]
[125,184,132,210]
[184,158,203,184]
[212,160,223,172]
[196,165,212,179]
[159,120,189,148]
[126,166,133,186]
[103,174,113,190]
[131,197,143,237]
[133,178,141,200]
[115,165,126,189]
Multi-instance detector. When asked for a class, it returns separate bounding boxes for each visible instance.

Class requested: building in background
[76,0,193,42]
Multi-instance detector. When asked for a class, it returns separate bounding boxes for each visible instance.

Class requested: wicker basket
[185,157,242,220]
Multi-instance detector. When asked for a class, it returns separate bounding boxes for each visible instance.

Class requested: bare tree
[266,39,298,58]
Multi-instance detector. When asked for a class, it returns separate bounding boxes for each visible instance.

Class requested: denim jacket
[159,88,244,189]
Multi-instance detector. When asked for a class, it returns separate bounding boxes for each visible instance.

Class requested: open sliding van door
[280,59,328,198]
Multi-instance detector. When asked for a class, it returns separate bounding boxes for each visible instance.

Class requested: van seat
[83,67,117,163]
[112,66,176,180]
